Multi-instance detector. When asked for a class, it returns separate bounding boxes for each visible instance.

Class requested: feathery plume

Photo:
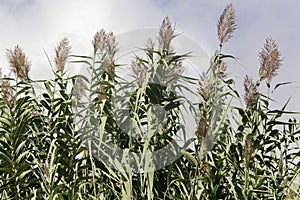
[1,78,15,106]
[146,39,155,60]
[92,30,118,75]
[74,75,87,101]
[55,38,71,72]
[93,29,106,55]
[258,37,282,82]
[198,73,213,102]
[158,16,175,51]
[243,75,258,109]
[217,3,236,46]
[97,83,106,101]
[131,59,147,88]
[6,45,31,81]
[243,136,253,167]
[105,32,118,75]
[105,32,118,62]
[196,113,209,144]
[106,62,115,76]
[203,161,212,180]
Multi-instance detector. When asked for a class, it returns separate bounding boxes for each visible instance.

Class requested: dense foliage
[0,4,299,200]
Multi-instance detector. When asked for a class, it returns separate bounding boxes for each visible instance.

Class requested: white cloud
[0,0,164,79]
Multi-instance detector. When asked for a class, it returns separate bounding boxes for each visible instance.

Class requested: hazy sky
[0,0,299,111]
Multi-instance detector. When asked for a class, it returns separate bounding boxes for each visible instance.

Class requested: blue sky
[0,0,299,111]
